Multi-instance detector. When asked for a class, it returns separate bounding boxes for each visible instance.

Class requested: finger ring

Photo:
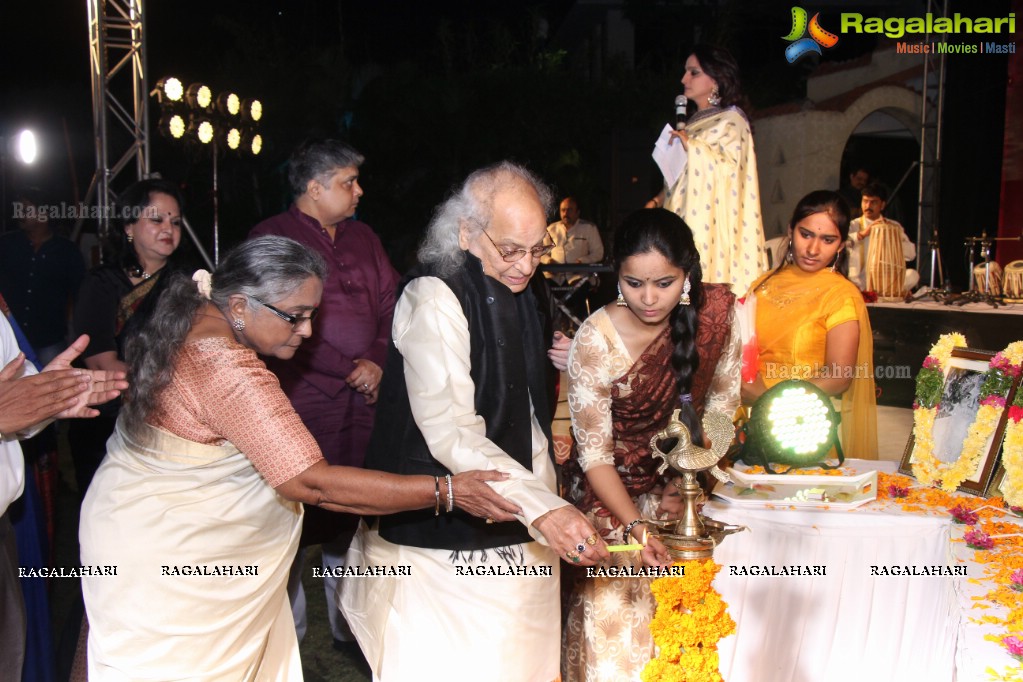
[570,555,581,564]
[575,542,587,554]
[566,550,578,560]
[586,533,598,545]
[363,383,369,389]
[485,518,494,524]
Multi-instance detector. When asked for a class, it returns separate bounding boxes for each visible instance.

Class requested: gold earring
[127,233,133,243]
[679,276,691,306]
[616,284,627,307]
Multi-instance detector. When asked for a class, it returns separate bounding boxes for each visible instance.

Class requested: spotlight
[217,92,241,117]
[191,120,215,145]
[159,114,186,139]
[15,129,37,164]
[225,127,241,150]
[250,133,262,156]
[156,77,184,102]
[244,99,263,122]
[186,83,213,111]
[737,380,842,473]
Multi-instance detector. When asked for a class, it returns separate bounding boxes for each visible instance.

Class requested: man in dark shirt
[0,190,85,365]
[838,165,870,221]
[249,139,399,648]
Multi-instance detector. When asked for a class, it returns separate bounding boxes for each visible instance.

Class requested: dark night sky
[0,0,1014,277]
[0,1,575,205]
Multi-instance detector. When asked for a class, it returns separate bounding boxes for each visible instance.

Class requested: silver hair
[417,161,554,277]
[121,236,327,441]
[287,139,365,198]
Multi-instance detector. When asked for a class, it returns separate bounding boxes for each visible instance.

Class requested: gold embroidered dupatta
[750,266,878,459]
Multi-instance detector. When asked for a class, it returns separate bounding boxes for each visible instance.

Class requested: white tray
[712,467,878,509]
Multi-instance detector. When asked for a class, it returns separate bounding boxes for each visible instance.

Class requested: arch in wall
[839,88,921,228]
[755,84,922,238]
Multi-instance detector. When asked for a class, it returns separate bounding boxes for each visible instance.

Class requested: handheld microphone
[675,94,688,131]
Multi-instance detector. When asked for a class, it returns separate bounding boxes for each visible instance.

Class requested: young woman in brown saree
[562,208,741,680]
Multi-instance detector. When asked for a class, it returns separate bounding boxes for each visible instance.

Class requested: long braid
[613,209,705,444]
[669,261,704,445]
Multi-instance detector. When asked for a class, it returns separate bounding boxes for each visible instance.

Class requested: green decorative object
[914,366,944,409]
[737,380,843,474]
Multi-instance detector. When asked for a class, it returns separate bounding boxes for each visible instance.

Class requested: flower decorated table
[703,460,1022,682]
[950,531,1017,681]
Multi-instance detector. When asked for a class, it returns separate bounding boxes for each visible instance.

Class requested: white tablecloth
[702,460,998,682]
[948,526,1017,682]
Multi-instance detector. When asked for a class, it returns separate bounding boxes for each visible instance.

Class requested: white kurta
[0,317,33,518]
[340,276,566,682]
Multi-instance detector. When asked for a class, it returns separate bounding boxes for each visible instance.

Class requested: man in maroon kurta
[249,139,399,646]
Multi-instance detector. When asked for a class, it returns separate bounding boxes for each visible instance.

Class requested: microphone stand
[909,225,948,304]
[954,232,1021,308]
[888,160,950,303]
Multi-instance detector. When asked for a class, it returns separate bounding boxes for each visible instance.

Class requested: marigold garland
[643,559,735,682]
[1003,385,1023,508]
[877,472,1023,679]
[911,337,1022,493]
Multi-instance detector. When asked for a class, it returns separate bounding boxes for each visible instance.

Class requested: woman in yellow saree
[742,191,878,459]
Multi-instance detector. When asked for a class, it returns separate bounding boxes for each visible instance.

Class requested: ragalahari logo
[783,7,839,63]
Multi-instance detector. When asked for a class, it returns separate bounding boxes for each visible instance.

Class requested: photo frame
[900,347,1019,496]
[986,463,1006,499]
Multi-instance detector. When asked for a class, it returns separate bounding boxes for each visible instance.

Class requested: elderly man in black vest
[340,161,608,681]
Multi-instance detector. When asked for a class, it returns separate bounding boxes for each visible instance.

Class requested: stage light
[0,127,40,232]
[226,128,241,150]
[187,83,213,111]
[217,92,241,117]
[250,134,262,155]
[15,129,37,164]
[159,114,186,139]
[157,77,184,102]
[737,380,842,473]
[245,99,262,122]
[196,120,214,144]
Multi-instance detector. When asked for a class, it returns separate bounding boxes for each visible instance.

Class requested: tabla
[1003,260,1023,302]
[865,221,906,300]
[972,261,1003,296]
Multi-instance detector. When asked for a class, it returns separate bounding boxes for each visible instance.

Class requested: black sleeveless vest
[363,254,555,550]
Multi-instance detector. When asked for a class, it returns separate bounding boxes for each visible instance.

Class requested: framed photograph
[985,464,1006,499]
[900,348,1018,496]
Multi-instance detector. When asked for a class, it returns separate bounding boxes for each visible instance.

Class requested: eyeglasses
[481,228,555,263]
[257,300,319,328]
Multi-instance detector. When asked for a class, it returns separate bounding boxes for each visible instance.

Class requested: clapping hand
[43,335,129,419]
[0,334,128,433]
